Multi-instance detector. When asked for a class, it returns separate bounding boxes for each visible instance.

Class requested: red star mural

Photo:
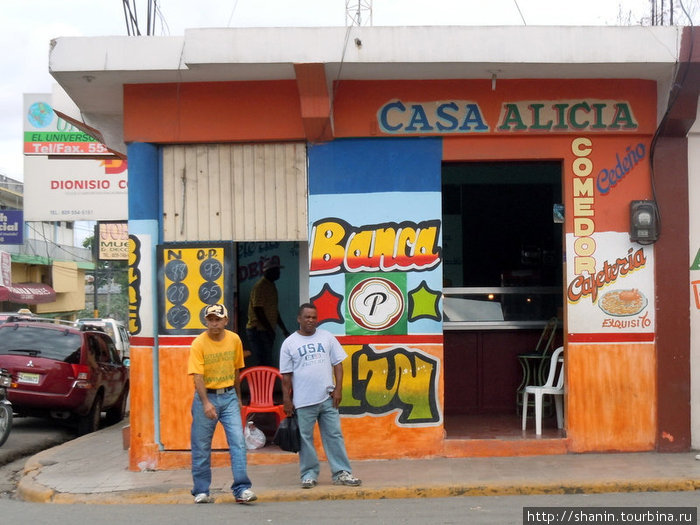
[311,283,344,324]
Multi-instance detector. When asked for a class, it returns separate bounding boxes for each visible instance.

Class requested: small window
[89,336,110,363]
[0,326,82,362]
[105,337,121,364]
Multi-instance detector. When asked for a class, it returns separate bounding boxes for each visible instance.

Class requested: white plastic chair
[521,346,564,435]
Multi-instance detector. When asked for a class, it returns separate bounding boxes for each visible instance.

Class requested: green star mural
[408,280,442,322]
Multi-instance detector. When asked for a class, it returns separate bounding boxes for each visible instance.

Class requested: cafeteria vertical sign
[23,94,110,156]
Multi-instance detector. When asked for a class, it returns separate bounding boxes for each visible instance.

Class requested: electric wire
[646,0,695,243]
[316,13,357,143]
[25,223,96,263]
[227,0,241,27]
[513,0,527,25]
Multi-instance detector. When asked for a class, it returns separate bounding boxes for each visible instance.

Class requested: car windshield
[0,325,82,363]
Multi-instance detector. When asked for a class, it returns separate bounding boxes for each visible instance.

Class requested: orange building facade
[119,69,691,471]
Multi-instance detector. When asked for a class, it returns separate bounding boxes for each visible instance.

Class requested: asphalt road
[0,416,75,467]
[0,415,76,499]
[0,492,698,524]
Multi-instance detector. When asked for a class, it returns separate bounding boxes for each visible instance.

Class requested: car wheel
[78,393,102,435]
[106,383,129,426]
[0,403,12,447]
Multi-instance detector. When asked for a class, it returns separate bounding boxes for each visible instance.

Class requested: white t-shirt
[279,328,347,409]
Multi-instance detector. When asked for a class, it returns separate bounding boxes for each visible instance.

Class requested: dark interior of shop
[442,161,565,439]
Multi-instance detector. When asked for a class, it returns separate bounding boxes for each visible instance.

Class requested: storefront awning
[0,283,56,304]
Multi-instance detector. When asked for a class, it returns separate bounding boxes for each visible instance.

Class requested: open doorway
[441,161,564,439]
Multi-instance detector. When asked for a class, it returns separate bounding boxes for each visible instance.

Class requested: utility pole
[92,269,99,317]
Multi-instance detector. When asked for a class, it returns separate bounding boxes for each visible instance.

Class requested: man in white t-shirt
[279,303,361,489]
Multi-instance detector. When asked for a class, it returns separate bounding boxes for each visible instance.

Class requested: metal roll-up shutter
[161,143,307,242]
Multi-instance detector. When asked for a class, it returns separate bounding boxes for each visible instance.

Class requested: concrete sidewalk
[17,419,700,504]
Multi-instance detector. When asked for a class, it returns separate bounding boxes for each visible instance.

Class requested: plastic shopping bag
[244,421,266,450]
[272,414,301,453]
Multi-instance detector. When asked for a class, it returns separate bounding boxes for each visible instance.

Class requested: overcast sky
[0,0,693,184]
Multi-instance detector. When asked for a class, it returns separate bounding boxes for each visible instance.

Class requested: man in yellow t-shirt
[246,259,290,368]
[187,303,256,504]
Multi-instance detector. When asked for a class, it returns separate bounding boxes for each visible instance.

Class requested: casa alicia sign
[377,99,638,134]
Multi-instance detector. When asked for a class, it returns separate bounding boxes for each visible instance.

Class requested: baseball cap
[262,260,282,272]
[204,304,228,319]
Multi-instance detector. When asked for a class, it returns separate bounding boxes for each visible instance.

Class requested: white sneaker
[333,471,361,486]
[194,492,213,504]
[235,488,257,503]
[301,478,317,489]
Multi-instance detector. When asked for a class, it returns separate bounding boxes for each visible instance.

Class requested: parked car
[77,318,130,363]
[0,318,129,435]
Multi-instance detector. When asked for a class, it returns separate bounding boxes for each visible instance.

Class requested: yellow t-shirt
[246,277,279,330]
[187,330,245,389]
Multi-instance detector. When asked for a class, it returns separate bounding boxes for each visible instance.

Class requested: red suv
[0,318,129,435]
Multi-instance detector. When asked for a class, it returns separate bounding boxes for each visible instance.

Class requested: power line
[26,222,95,263]
[122,0,162,36]
[513,0,527,25]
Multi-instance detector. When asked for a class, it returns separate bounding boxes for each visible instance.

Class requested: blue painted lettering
[405,105,433,131]
[459,104,488,131]
[377,100,489,134]
[597,143,646,195]
[378,100,405,132]
[435,102,459,131]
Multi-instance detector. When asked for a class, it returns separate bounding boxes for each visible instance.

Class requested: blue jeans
[296,396,353,482]
[246,328,276,368]
[190,390,252,498]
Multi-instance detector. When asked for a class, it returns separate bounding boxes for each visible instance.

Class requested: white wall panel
[689,99,700,449]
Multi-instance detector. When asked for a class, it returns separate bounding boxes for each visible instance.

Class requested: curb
[17,477,700,505]
[16,422,118,503]
[17,466,55,503]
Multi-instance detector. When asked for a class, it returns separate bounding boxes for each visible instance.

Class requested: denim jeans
[246,328,276,368]
[190,390,252,497]
[296,396,352,482]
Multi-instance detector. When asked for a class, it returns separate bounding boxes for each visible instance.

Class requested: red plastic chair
[239,366,286,427]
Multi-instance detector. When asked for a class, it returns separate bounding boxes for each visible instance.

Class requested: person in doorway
[187,303,257,504]
[279,303,361,489]
[246,259,290,368]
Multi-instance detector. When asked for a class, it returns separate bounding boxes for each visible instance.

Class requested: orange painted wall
[123,81,306,144]
[153,343,444,458]
[159,346,229,450]
[128,346,157,471]
[123,78,656,145]
[566,343,657,452]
